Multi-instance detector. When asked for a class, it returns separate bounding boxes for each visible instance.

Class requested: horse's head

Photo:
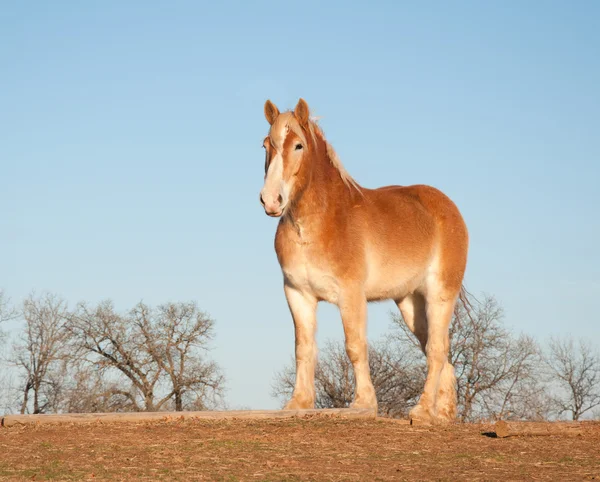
[259,98,311,217]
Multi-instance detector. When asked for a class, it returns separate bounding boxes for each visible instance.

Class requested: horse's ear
[294,98,310,127]
[264,100,280,125]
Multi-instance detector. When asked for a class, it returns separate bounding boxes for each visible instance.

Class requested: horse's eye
[295,144,303,150]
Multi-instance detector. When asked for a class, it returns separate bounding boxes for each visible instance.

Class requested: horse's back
[365,183,467,239]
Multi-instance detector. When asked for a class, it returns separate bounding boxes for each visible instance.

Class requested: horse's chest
[279,242,340,304]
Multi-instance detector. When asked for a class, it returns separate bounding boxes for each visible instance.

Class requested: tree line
[1,288,599,421]
[0,290,225,414]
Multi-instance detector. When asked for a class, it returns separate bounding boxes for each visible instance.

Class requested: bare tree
[67,300,166,411]
[545,337,600,421]
[67,299,225,412]
[132,301,225,411]
[478,334,551,421]
[272,338,424,418]
[10,293,71,414]
[391,293,549,422]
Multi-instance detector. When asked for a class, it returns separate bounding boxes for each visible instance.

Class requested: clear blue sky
[2,1,599,409]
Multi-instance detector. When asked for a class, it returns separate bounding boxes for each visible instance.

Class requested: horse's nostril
[277,194,283,204]
[260,193,265,206]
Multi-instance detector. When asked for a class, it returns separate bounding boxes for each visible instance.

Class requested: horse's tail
[455,284,476,322]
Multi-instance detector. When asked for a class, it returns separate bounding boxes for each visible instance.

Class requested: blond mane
[286,113,360,192]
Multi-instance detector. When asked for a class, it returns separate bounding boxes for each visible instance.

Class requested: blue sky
[2,1,599,409]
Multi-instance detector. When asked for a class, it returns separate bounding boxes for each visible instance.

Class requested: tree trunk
[20,381,31,414]
[462,388,474,421]
[33,381,41,414]
[144,393,156,412]
[175,391,183,411]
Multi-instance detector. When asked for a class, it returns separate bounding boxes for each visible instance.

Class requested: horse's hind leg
[397,293,428,354]
[398,293,457,423]
[397,293,433,423]
[410,291,456,424]
[435,353,457,422]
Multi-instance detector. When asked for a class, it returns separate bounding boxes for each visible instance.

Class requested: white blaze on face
[260,123,290,216]
[261,152,284,212]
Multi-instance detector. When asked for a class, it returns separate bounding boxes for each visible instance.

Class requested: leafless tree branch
[545,337,600,421]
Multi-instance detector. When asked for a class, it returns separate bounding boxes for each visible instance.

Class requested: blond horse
[259,99,468,423]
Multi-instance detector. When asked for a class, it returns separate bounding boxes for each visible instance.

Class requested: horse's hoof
[409,404,434,425]
[283,398,313,410]
[350,400,378,411]
[433,408,456,424]
[350,398,378,414]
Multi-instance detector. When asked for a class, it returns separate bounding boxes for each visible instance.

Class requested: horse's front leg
[283,284,318,410]
[339,290,377,412]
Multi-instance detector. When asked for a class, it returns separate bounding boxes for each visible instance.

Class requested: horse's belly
[364,259,425,302]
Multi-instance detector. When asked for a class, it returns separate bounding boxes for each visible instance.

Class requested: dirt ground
[1,416,599,481]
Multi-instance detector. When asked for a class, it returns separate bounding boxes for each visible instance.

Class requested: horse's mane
[287,113,360,192]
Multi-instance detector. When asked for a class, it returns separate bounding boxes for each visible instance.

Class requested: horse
[259,98,469,424]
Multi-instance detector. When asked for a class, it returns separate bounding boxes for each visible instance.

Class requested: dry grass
[1,417,599,481]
